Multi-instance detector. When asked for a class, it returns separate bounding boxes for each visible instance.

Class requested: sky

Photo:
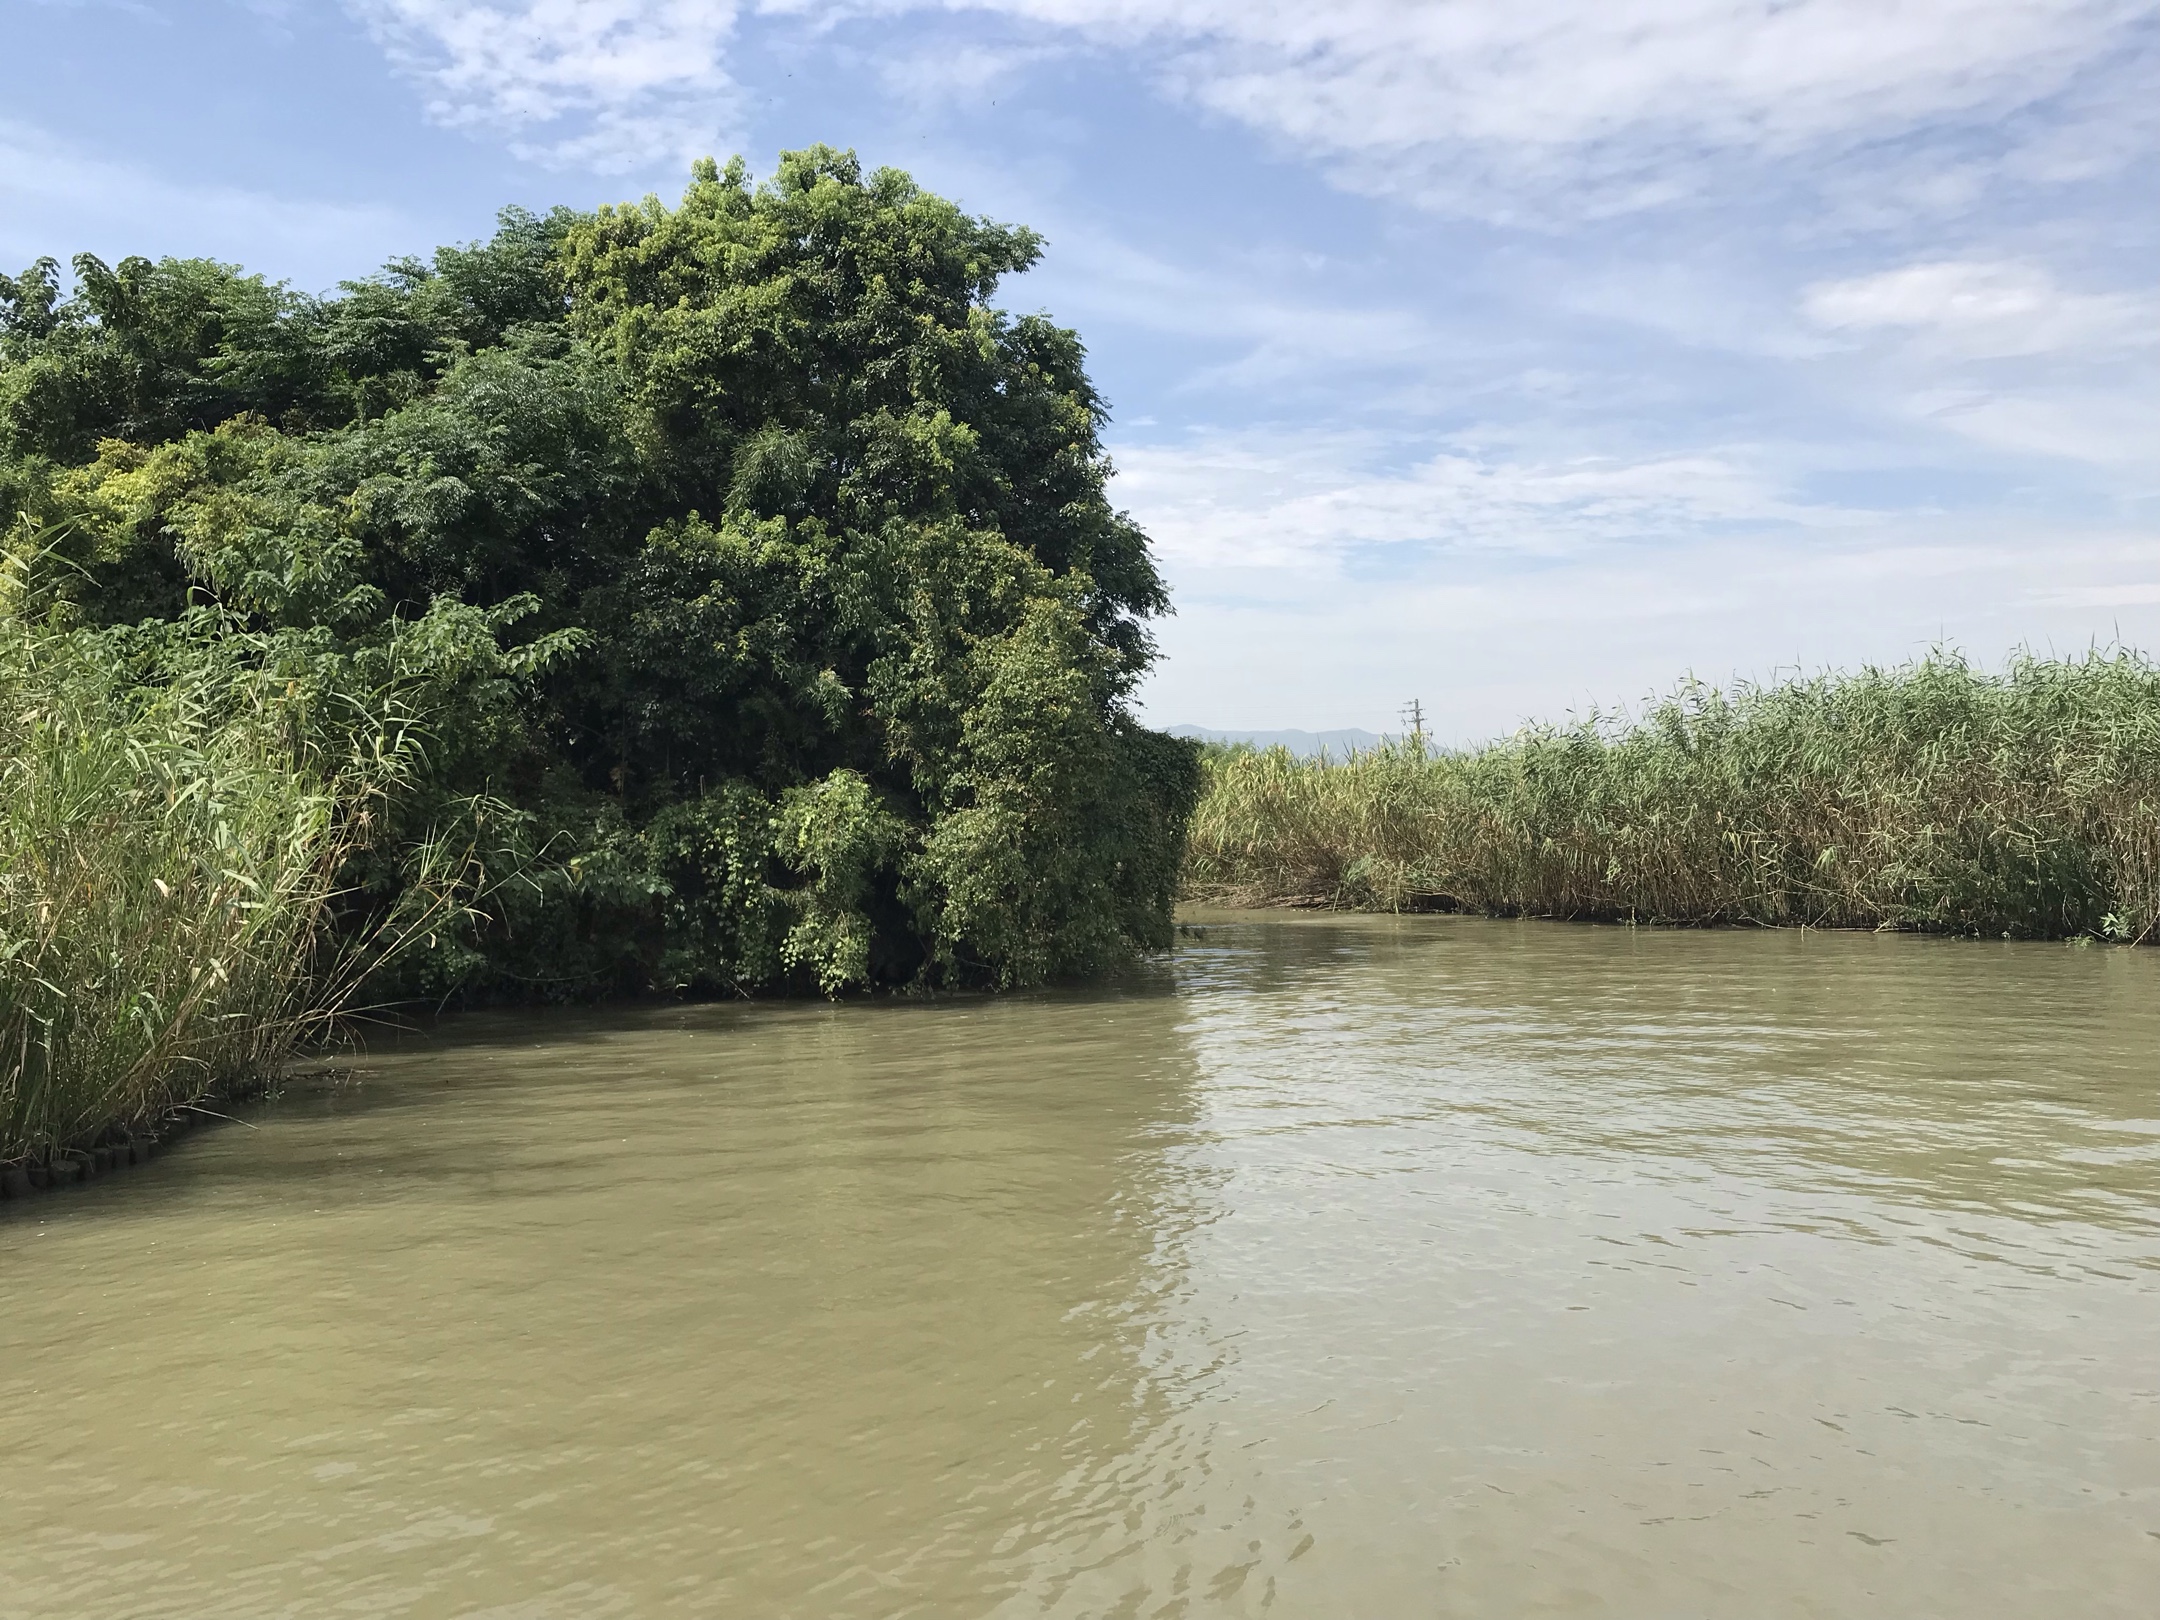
[6,0,2158,741]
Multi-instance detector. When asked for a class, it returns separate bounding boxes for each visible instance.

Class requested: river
[3,913,2157,1616]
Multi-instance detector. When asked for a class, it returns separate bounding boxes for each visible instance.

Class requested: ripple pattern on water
[3,915,2156,1617]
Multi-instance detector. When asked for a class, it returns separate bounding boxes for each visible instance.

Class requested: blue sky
[7,0,2158,739]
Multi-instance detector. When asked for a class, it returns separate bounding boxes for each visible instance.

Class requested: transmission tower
[1400,697,1427,755]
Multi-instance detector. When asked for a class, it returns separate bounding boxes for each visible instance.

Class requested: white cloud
[1804,261,2155,359]
[1111,428,1853,573]
[1029,0,2154,206]
[1906,387,2160,466]
[1794,262,2160,466]
[897,0,2159,218]
[350,1,745,170]
[342,1,2160,210]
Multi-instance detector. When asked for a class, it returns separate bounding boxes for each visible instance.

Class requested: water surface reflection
[2,915,2155,1617]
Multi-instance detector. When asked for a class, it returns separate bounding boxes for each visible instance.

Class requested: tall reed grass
[1185,651,2160,940]
[0,614,418,1168]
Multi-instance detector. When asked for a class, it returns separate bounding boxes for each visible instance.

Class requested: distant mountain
[1168,725,1387,759]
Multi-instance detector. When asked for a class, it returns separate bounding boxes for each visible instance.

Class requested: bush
[0,148,1198,1003]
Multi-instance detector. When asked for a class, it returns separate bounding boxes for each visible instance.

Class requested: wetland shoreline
[1186,650,2160,940]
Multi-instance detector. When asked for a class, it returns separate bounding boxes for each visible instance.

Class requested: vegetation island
[5,148,2157,1186]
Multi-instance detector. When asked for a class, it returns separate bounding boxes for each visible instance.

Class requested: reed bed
[0,620,406,1169]
[1185,651,2160,940]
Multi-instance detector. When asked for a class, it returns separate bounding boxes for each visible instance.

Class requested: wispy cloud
[1804,261,2156,360]
[342,1,2160,214]
[1794,261,2160,467]
[1111,427,1858,573]
[1098,0,2159,217]
[350,1,746,170]
[1904,387,2160,466]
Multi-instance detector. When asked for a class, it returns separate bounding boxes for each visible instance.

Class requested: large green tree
[0,148,1199,998]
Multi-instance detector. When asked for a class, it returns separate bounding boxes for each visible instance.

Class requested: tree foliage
[0,148,1199,997]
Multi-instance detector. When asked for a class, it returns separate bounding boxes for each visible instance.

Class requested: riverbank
[18,644,2160,1180]
[1184,651,2160,940]
[0,1105,227,1203]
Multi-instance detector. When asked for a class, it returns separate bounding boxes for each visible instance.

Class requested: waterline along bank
[1185,650,2160,939]
[16,644,2160,1185]
[1,148,1198,1180]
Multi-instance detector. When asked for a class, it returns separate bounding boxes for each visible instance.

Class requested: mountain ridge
[1168,725,1387,759]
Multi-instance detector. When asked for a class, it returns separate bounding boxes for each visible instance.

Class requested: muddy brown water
[3,913,2157,1617]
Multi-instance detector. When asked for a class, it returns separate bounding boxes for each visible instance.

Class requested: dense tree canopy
[0,148,1198,998]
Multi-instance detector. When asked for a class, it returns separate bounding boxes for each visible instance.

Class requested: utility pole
[1400,698,1427,756]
